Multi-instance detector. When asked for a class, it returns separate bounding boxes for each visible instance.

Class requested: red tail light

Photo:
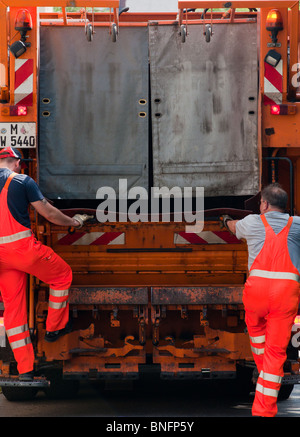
[1,105,27,116]
[270,104,296,115]
[16,106,27,116]
[270,104,281,115]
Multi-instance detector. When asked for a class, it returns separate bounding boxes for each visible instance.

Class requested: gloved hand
[72,214,94,229]
[220,214,233,230]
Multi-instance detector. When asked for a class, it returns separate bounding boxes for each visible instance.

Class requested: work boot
[44,319,72,343]
[19,370,35,381]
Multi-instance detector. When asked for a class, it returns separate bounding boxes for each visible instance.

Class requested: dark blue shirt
[0,168,44,229]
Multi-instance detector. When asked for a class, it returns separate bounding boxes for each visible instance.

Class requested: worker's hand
[72,214,94,229]
[220,214,233,231]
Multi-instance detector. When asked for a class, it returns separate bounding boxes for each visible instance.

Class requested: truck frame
[0,0,300,401]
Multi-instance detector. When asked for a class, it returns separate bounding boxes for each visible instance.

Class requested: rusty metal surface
[57,207,253,220]
[0,376,49,388]
[151,287,244,304]
[69,287,148,305]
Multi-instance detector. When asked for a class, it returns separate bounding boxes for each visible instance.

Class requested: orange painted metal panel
[0,0,119,6]
[178,0,297,8]
[262,104,300,148]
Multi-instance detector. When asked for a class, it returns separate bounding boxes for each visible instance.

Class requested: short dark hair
[261,183,288,211]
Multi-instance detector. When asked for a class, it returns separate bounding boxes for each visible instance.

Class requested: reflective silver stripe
[249,269,300,282]
[6,324,29,338]
[256,383,279,398]
[250,335,265,344]
[0,230,32,244]
[49,301,67,310]
[251,346,265,355]
[259,371,282,384]
[10,336,31,350]
[50,289,69,297]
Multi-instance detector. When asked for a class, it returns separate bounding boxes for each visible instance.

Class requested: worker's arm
[31,198,80,227]
[226,219,239,235]
[220,215,239,235]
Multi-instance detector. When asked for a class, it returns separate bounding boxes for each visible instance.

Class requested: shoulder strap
[286,216,293,230]
[261,213,293,232]
[3,172,17,190]
[260,214,269,228]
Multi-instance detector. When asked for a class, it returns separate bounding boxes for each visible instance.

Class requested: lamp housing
[9,40,27,58]
[264,49,281,67]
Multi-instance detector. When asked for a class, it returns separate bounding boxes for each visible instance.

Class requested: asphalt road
[0,375,299,419]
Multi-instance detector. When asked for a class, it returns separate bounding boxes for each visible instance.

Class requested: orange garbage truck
[0,0,300,401]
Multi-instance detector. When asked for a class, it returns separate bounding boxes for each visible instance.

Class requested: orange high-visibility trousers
[0,172,72,375]
[243,214,300,417]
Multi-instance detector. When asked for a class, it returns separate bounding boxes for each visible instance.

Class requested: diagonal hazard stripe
[212,231,241,244]
[56,232,125,245]
[56,232,86,245]
[176,232,210,244]
[264,77,281,94]
[264,62,282,93]
[263,94,277,105]
[71,233,104,245]
[92,232,124,245]
[175,231,241,244]
[15,59,34,90]
[14,91,33,106]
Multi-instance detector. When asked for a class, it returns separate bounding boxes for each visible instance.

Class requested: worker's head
[260,183,288,214]
[0,147,24,173]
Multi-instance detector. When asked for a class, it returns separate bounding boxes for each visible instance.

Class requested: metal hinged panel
[149,22,259,197]
[39,26,149,199]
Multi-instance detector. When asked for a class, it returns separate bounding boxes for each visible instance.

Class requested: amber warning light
[266,9,283,43]
[9,10,32,59]
[15,9,32,33]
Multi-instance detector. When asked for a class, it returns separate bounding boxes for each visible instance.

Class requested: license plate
[0,123,36,148]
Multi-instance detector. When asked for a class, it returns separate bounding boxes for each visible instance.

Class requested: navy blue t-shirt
[0,168,44,229]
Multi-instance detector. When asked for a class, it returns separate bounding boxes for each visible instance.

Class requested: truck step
[0,376,50,388]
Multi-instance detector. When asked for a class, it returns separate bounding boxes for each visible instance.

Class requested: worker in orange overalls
[0,147,91,381]
[223,183,300,417]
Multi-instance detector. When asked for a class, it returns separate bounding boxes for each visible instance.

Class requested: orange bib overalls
[243,214,300,416]
[0,172,72,374]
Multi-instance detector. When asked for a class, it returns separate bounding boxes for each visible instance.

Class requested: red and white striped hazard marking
[56,232,125,245]
[263,60,283,105]
[174,231,241,245]
[14,59,33,106]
